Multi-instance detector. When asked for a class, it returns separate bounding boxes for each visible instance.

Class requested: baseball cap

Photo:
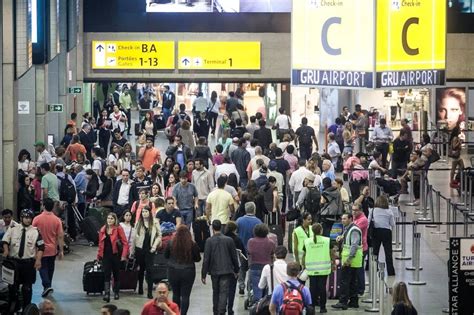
[268,160,278,171]
[34,141,45,147]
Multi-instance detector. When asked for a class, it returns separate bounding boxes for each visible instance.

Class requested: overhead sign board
[291,0,375,88]
[291,0,446,89]
[92,41,175,70]
[178,41,261,70]
[375,0,446,88]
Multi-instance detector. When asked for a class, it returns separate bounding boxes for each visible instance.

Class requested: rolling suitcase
[326,260,342,299]
[87,207,109,226]
[73,205,101,245]
[147,253,168,283]
[266,212,283,246]
[287,221,296,254]
[193,219,210,252]
[119,258,138,291]
[83,261,105,295]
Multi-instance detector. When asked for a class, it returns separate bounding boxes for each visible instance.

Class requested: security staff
[2,209,45,307]
[302,223,333,314]
[332,213,363,310]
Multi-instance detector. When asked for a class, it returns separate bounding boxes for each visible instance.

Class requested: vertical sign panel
[292,0,375,88]
[449,238,474,314]
[376,0,446,88]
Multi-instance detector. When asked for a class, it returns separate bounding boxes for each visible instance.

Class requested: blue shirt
[236,215,262,251]
[74,171,87,203]
[270,279,312,313]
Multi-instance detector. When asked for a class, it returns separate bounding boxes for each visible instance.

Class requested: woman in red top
[97,212,129,302]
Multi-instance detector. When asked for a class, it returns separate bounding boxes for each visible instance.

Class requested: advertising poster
[145,0,291,13]
[435,87,466,132]
[449,238,474,314]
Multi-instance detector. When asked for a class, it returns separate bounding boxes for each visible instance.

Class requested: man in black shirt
[156,197,182,226]
[295,117,319,160]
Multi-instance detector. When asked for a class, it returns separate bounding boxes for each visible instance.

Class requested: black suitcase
[147,253,168,283]
[287,221,296,254]
[73,205,101,245]
[192,219,210,252]
[83,261,105,295]
[266,212,283,246]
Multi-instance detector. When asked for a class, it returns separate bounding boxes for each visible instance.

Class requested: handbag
[428,149,440,164]
[286,208,301,221]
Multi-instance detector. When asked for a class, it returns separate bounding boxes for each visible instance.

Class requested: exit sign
[68,86,82,94]
[48,104,64,112]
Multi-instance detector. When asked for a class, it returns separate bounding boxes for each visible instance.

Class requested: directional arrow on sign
[96,44,104,52]
[182,58,190,66]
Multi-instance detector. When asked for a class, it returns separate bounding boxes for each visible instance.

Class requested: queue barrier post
[395,211,411,260]
[418,182,432,222]
[378,262,386,315]
[392,206,402,252]
[364,250,379,312]
[408,233,426,285]
[362,248,376,304]
[406,221,422,271]
[414,171,425,215]
[432,190,446,235]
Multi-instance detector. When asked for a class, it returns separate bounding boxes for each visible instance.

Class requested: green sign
[68,86,82,94]
[48,104,64,112]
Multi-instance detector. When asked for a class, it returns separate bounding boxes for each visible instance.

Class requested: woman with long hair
[115,147,131,178]
[449,125,464,188]
[164,225,201,315]
[302,223,332,314]
[97,212,129,302]
[18,149,35,174]
[342,122,355,155]
[141,110,157,142]
[165,173,177,198]
[391,281,417,315]
[165,162,181,188]
[130,206,162,298]
[96,166,116,211]
[177,120,195,153]
[368,195,396,276]
[292,212,314,266]
[149,182,164,204]
[207,90,220,135]
[84,169,100,207]
[235,180,258,220]
[107,144,120,167]
[120,210,135,249]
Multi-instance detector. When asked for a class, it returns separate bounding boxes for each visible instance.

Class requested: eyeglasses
[167,203,174,205]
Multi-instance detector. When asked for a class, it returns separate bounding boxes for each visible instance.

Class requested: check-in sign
[92,41,175,70]
[292,0,375,88]
[375,0,446,88]
[178,41,261,70]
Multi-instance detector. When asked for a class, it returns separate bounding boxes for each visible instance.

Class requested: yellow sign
[177,41,261,70]
[92,41,175,70]
[292,0,375,88]
[375,0,446,87]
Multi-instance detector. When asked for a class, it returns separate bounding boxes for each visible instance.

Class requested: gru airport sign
[291,0,446,89]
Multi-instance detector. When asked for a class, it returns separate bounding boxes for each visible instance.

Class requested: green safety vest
[303,236,331,276]
[293,226,314,261]
[341,225,363,268]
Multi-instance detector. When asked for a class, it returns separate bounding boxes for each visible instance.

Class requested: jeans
[227,273,238,314]
[373,228,395,276]
[197,200,206,217]
[39,256,56,289]
[249,264,264,302]
[238,258,248,291]
[211,274,232,315]
[180,209,194,227]
[239,177,249,190]
[124,109,131,134]
[357,251,368,294]
[376,142,389,168]
[339,266,358,305]
[300,145,313,160]
[309,275,328,309]
[208,112,219,134]
[168,266,196,315]
[163,107,171,122]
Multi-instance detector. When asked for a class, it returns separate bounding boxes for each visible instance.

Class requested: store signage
[291,0,446,89]
[92,41,175,70]
[375,0,446,88]
[48,104,63,112]
[177,41,261,70]
[291,0,375,88]
[449,238,474,314]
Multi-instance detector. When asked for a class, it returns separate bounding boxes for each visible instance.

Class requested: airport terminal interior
[1,0,474,314]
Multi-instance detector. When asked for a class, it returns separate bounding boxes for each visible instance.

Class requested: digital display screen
[145,0,291,13]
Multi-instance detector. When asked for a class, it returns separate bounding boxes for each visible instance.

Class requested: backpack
[58,175,76,204]
[298,126,313,145]
[303,186,321,215]
[99,159,107,183]
[281,282,305,315]
[320,190,344,219]
[335,124,344,144]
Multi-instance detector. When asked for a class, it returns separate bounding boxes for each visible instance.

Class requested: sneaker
[320,308,328,313]
[239,288,245,296]
[331,303,348,310]
[41,287,53,297]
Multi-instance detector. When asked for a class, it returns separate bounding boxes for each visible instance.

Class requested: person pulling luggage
[2,209,45,308]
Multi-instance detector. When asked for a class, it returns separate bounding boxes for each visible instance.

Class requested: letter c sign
[402,17,419,55]
[322,17,342,56]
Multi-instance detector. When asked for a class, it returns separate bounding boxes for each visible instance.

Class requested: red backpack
[281,282,305,315]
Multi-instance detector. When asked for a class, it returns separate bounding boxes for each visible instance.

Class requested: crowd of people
[2,84,451,315]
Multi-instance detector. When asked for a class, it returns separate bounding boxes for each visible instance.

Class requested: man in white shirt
[368,152,387,179]
[192,159,215,217]
[288,159,313,207]
[192,92,208,116]
[35,141,53,167]
[258,246,289,294]
[371,118,393,168]
[215,157,240,183]
[246,146,270,178]
[274,107,291,141]
[327,132,341,168]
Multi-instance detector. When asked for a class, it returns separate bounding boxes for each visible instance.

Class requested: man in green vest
[302,223,333,313]
[332,213,363,310]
